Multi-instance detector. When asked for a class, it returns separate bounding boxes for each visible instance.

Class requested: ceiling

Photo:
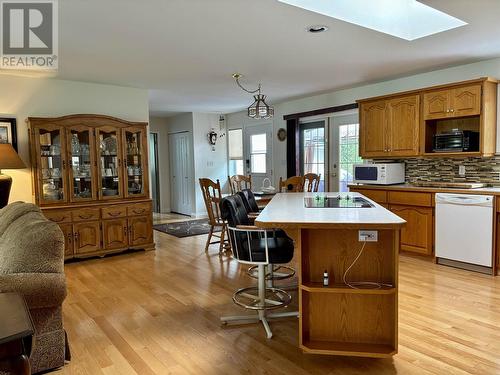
[55,0,500,116]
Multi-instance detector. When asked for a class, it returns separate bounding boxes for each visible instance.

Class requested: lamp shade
[0,144,26,170]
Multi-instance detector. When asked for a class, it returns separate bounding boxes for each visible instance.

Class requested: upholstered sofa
[0,202,69,374]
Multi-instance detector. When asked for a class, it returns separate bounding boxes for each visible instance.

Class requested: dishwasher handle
[436,193,493,207]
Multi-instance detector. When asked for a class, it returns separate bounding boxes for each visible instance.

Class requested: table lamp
[0,144,26,208]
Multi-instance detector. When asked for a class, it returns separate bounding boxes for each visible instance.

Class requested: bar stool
[236,190,296,284]
[219,195,298,339]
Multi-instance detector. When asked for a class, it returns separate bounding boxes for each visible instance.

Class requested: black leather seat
[220,195,294,264]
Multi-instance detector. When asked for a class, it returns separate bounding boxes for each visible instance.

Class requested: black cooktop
[304,195,375,208]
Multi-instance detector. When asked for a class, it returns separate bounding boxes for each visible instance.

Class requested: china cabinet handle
[124,159,127,167]
[108,212,121,217]
[73,232,79,241]
[62,160,66,169]
[124,226,128,235]
[133,209,145,214]
[78,214,93,220]
[67,233,72,244]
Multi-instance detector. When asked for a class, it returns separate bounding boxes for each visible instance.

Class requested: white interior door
[169,132,193,215]
[243,124,273,191]
[330,111,361,192]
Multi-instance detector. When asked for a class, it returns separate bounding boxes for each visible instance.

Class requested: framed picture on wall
[0,118,17,151]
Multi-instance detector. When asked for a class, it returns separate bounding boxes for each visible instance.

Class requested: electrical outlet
[459,165,466,177]
[359,230,378,242]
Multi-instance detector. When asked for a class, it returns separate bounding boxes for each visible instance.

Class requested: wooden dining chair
[228,174,252,194]
[278,176,304,192]
[303,173,321,192]
[199,178,229,254]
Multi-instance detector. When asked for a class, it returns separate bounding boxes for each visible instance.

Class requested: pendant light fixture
[233,73,274,119]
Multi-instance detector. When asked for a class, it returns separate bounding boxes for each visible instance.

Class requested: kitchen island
[255,192,406,358]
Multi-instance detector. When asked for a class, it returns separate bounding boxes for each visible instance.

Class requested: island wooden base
[292,227,399,358]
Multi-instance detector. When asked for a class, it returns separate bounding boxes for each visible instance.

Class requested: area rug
[153,219,220,238]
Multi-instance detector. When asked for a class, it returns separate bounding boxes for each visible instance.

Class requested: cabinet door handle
[118,159,122,167]
[67,233,72,244]
[124,226,128,235]
[450,109,454,113]
[73,232,79,241]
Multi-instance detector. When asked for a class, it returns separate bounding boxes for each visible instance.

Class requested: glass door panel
[68,126,96,202]
[338,123,363,192]
[299,120,327,192]
[36,126,67,204]
[97,127,122,199]
[123,127,147,197]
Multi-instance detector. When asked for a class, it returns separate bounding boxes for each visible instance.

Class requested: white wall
[226,56,500,185]
[192,113,227,215]
[0,74,149,203]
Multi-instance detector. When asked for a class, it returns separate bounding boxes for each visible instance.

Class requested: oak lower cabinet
[73,221,102,255]
[349,187,434,256]
[129,216,153,246]
[388,205,433,255]
[59,224,74,259]
[103,218,129,250]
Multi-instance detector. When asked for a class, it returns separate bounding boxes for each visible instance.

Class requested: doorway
[168,131,193,215]
[330,112,362,192]
[243,124,273,190]
[299,119,328,192]
[149,132,160,213]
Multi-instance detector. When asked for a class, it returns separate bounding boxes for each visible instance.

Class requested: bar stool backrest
[237,189,260,213]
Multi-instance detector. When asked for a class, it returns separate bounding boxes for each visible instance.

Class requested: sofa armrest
[0,273,67,309]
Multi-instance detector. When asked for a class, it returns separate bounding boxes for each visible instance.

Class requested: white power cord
[342,241,393,290]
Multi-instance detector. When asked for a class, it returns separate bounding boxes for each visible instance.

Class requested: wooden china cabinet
[28,114,155,260]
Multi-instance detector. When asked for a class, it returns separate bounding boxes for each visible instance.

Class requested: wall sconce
[208,130,218,151]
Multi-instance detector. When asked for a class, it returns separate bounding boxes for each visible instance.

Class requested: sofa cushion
[0,202,64,274]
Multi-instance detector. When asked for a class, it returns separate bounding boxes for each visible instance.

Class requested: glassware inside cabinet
[125,130,144,195]
[69,129,93,199]
[99,130,120,197]
[38,128,65,202]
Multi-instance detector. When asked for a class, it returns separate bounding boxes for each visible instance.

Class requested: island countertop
[255,192,406,229]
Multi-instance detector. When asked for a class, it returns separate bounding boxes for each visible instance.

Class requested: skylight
[277,0,467,41]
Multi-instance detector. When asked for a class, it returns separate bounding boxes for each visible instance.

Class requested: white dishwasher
[435,193,494,274]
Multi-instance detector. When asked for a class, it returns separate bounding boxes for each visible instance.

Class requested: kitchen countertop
[348,183,500,196]
[255,192,406,229]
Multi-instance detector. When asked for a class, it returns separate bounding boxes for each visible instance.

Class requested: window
[228,129,244,175]
[250,133,266,173]
[339,123,363,192]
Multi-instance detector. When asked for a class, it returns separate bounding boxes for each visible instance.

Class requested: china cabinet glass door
[34,125,68,204]
[67,125,96,202]
[97,126,123,199]
[123,127,148,198]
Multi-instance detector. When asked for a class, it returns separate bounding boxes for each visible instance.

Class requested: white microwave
[353,163,405,185]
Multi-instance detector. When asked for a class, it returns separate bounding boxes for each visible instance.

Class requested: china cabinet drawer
[44,210,72,223]
[101,205,127,219]
[127,202,152,217]
[72,207,101,222]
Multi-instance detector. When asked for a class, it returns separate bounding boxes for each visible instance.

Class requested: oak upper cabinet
[96,126,124,200]
[359,100,387,158]
[423,89,450,120]
[386,95,420,157]
[32,124,69,205]
[423,84,481,120]
[122,126,149,198]
[102,218,129,250]
[359,95,420,158]
[452,84,481,117]
[67,125,97,202]
[73,221,102,255]
[128,216,153,246]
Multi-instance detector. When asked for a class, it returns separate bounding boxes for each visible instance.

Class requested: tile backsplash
[401,157,500,185]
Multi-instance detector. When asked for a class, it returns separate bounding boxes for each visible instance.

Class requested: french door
[299,119,328,192]
[169,132,193,215]
[330,112,362,192]
[243,124,273,191]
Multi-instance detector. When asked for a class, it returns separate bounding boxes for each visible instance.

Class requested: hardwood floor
[60,230,500,375]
